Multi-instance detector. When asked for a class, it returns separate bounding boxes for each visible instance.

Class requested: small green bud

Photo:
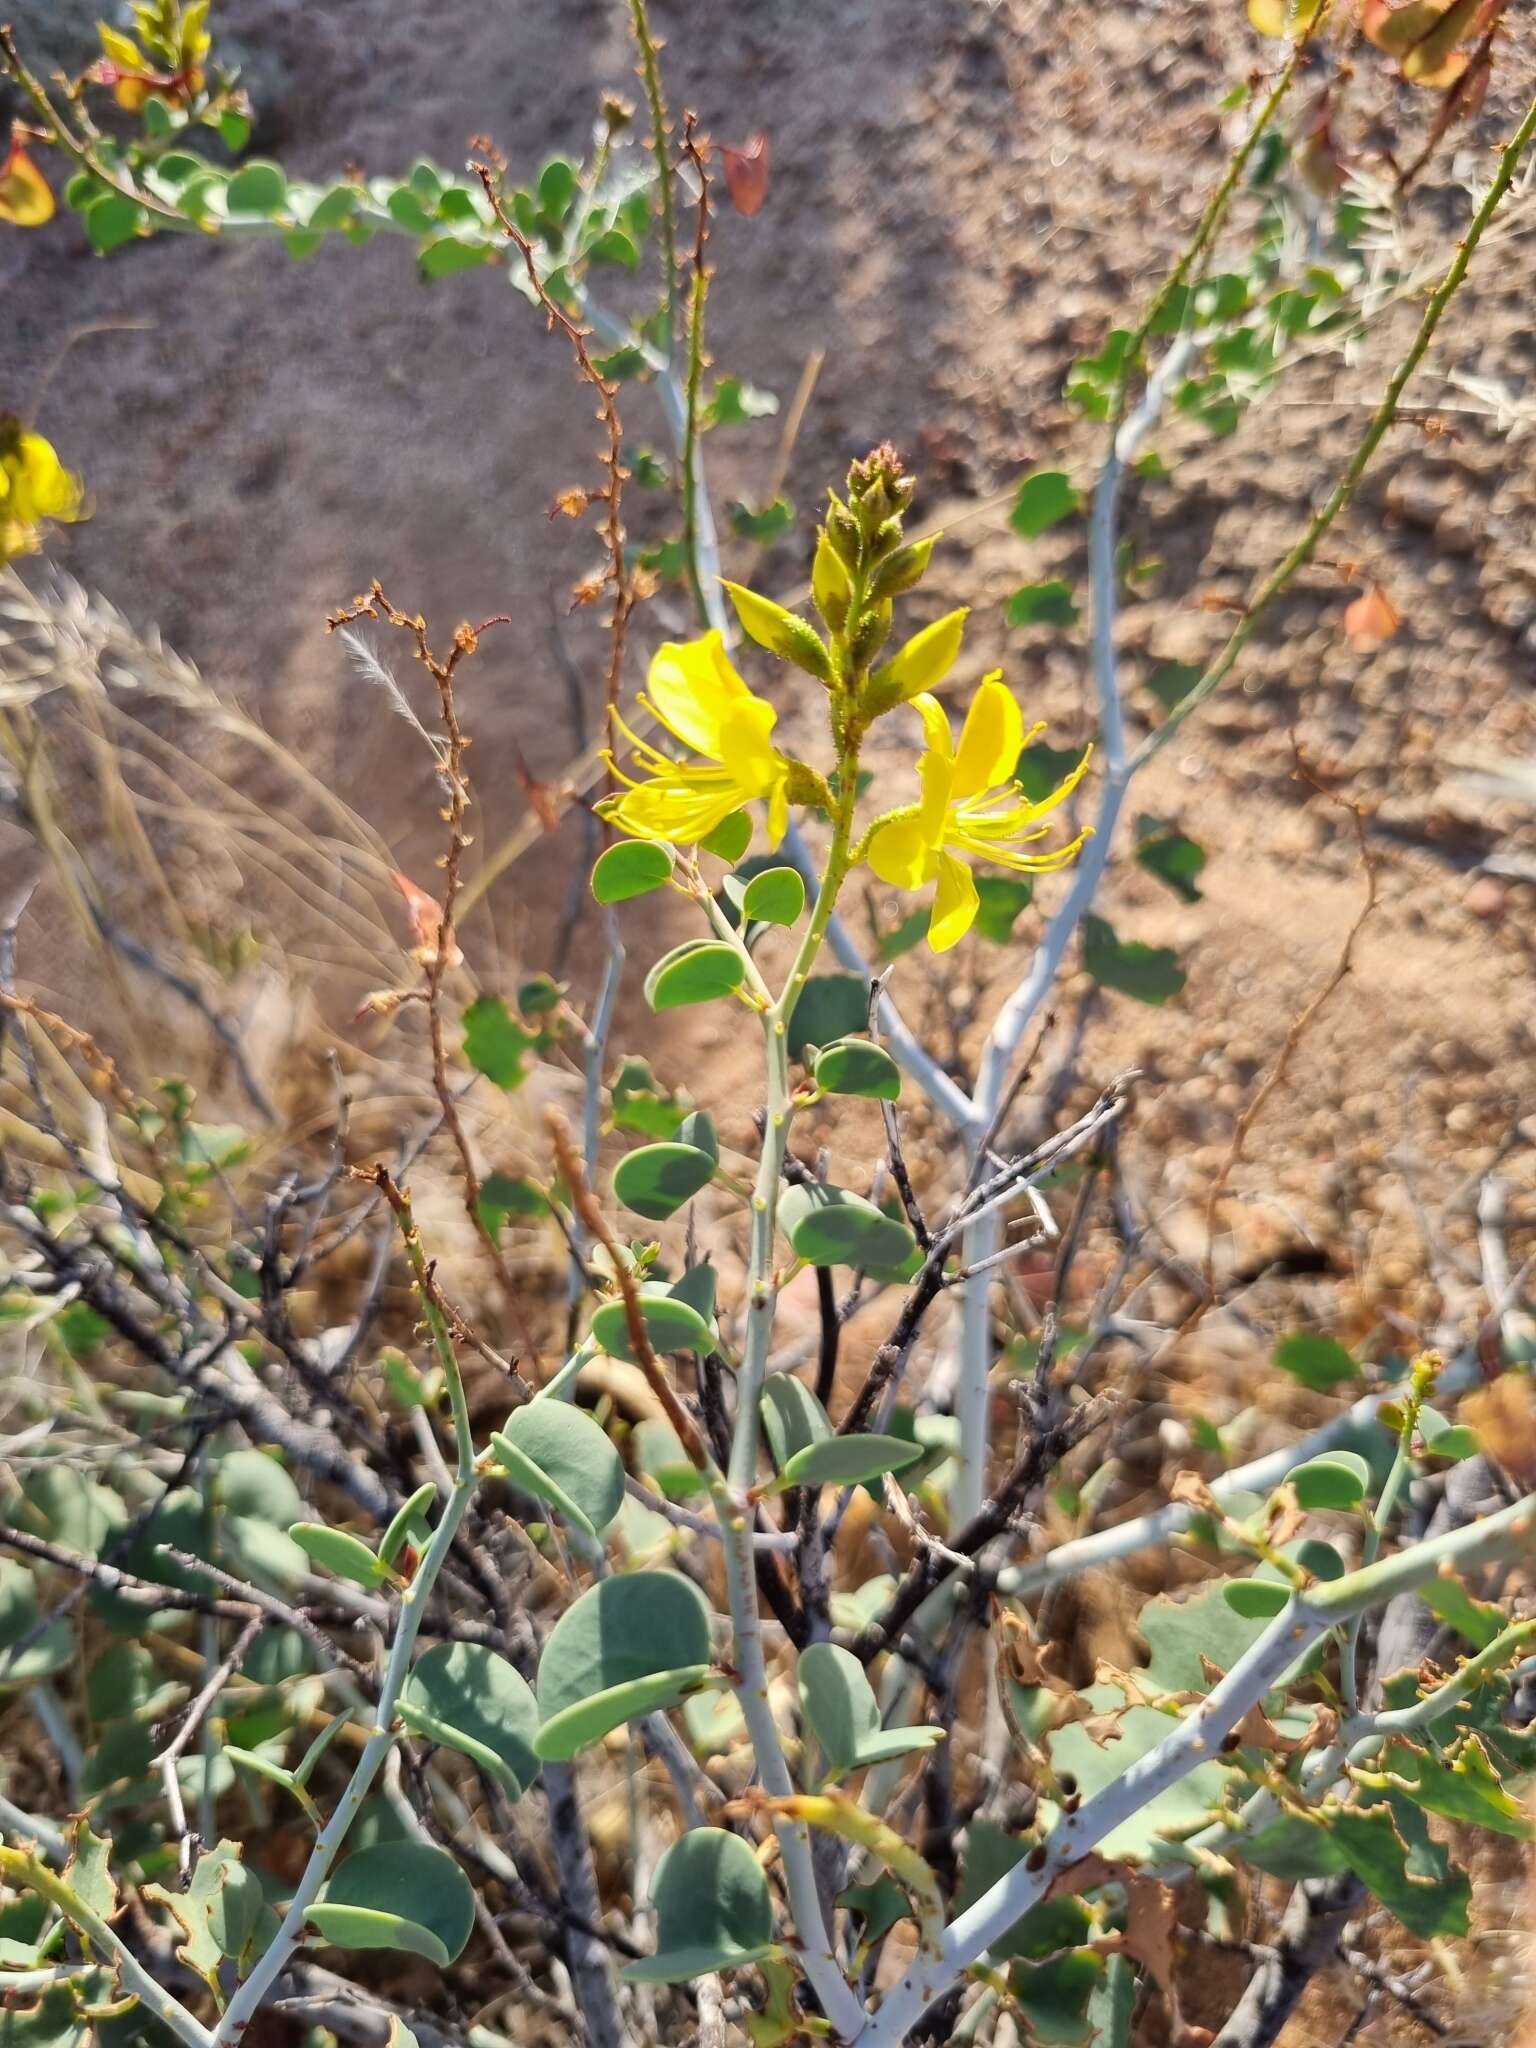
[869,517,905,562]
[867,533,937,602]
[826,496,862,571]
[723,580,834,685]
[848,600,892,673]
[784,758,834,813]
[812,528,853,635]
[846,442,916,525]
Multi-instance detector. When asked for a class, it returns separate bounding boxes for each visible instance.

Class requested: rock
[1465,875,1508,920]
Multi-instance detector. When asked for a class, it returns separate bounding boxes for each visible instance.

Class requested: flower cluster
[600,451,1089,952]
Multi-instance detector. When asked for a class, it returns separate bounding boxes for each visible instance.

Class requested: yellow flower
[0,419,86,565]
[868,673,1090,952]
[0,140,55,229]
[602,631,793,847]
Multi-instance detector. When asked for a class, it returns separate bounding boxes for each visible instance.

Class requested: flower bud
[812,528,853,636]
[723,581,834,685]
[863,607,969,718]
[867,534,937,603]
[825,496,862,571]
[847,601,892,674]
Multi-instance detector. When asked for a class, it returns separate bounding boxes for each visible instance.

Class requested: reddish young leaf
[718,134,770,218]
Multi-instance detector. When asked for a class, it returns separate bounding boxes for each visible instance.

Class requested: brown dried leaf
[718,133,770,217]
[389,871,462,970]
[1343,583,1403,647]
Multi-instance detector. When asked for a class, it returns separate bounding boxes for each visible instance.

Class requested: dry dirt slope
[2,0,1534,1268]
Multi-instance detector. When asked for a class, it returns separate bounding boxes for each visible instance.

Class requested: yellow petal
[607,770,745,846]
[952,672,1024,801]
[928,851,980,953]
[717,695,783,797]
[644,631,751,759]
[765,779,789,849]
[0,146,56,228]
[916,743,955,850]
[868,814,932,891]
[16,434,83,521]
[909,691,953,760]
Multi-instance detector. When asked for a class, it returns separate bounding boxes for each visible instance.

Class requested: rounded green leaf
[592,839,672,904]
[701,811,752,864]
[1290,1452,1370,1511]
[812,1037,902,1101]
[779,1435,924,1490]
[1221,1577,1292,1618]
[761,1375,832,1471]
[621,1827,776,1983]
[493,1400,624,1541]
[612,1141,716,1221]
[535,1572,713,1760]
[0,1561,72,1687]
[288,1524,387,1590]
[309,1843,473,1964]
[224,159,288,217]
[779,1182,916,1271]
[590,1293,713,1362]
[675,1109,719,1164]
[399,1642,540,1796]
[740,866,806,926]
[798,1641,943,1775]
[643,941,746,1012]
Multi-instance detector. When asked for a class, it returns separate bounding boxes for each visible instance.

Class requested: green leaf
[761,1375,833,1472]
[377,1484,437,1570]
[798,1641,943,1774]
[630,450,670,489]
[956,1824,1094,1965]
[462,996,537,1089]
[590,1292,713,1361]
[1047,1701,1233,1860]
[1416,1406,1480,1464]
[621,1827,776,1983]
[612,1141,716,1222]
[479,1171,548,1231]
[1082,914,1185,1006]
[728,496,795,543]
[1290,1452,1370,1511]
[491,1399,625,1542]
[585,226,640,269]
[145,1842,263,1989]
[973,875,1035,942]
[400,1642,540,1796]
[535,1572,713,1760]
[592,839,672,904]
[536,157,577,222]
[701,810,753,864]
[307,184,360,231]
[288,1524,387,1591]
[704,377,778,426]
[309,1843,475,1964]
[1384,1733,1532,1839]
[1418,1577,1505,1653]
[1222,1577,1291,1619]
[643,941,746,1013]
[85,195,145,254]
[877,907,929,961]
[1014,741,1089,803]
[0,1562,73,1686]
[593,344,647,382]
[610,1056,689,1139]
[1138,1579,1277,1696]
[779,1435,924,1490]
[1273,1331,1357,1392]
[1330,1803,1469,1939]
[218,109,252,151]
[1010,471,1081,540]
[224,160,287,217]
[812,1037,902,1101]
[739,866,806,926]
[779,1182,916,1271]
[418,236,492,281]
[787,973,868,1059]
[1135,819,1206,903]
[1007,580,1079,629]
